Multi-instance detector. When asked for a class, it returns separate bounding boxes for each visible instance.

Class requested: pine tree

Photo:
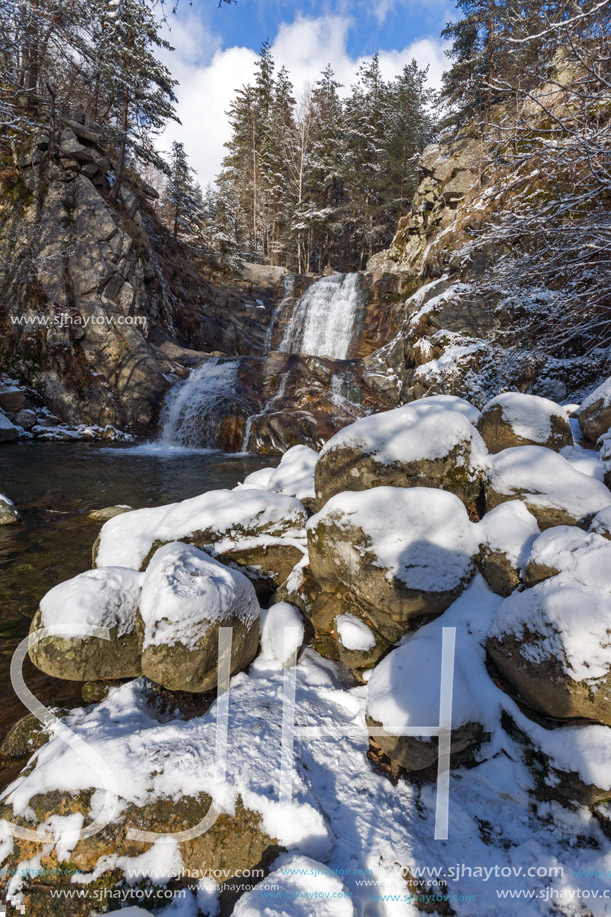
[163,141,202,240]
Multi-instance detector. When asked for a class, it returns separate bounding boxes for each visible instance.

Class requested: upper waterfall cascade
[279,273,362,360]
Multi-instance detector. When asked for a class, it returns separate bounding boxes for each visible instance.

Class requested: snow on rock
[0,492,19,524]
[40,567,143,637]
[560,442,605,481]
[367,576,501,770]
[488,574,611,725]
[474,501,540,596]
[233,855,354,917]
[138,542,260,692]
[95,489,308,570]
[5,581,611,913]
[29,567,144,682]
[590,505,611,540]
[308,487,476,642]
[0,411,18,442]
[578,376,611,441]
[477,392,573,454]
[486,445,611,528]
[314,396,487,509]
[239,445,318,505]
[260,603,305,668]
[336,615,376,652]
[526,526,611,590]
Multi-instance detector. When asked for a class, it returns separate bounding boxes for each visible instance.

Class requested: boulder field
[3,386,611,911]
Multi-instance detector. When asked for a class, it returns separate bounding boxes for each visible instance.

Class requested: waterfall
[279,273,362,360]
[265,273,295,351]
[159,358,247,450]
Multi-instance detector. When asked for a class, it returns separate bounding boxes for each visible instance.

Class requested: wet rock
[0,494,20,524]
[87,504,132,523]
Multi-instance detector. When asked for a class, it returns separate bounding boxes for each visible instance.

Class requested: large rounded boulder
[307,486,476,642]
[477,392,572,453]
[474,501,539,596]
[313,395,487,510]
[137,542,260,692]
[29,567,143,681]
[487,576,611,725]
[486,445,611,529]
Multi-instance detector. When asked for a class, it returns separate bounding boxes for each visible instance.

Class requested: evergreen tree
[163,141,202,240]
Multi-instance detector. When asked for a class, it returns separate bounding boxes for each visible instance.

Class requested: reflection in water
[0,443,276,749]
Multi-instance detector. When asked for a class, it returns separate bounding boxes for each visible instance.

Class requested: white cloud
[162,15,449,187]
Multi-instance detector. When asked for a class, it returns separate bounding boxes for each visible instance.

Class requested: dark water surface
[0,443,276,755]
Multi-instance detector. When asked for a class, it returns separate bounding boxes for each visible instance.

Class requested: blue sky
[161,0,456,185]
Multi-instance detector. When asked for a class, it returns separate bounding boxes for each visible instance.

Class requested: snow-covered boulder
[29,567,143,681]
[233,855,354,917]
[137,543,260,692]
[476,392,573,453]
[525,526,611,589]
[488,575,611,725]
[260,602,305,668]
[366,577,495,771]
[474,501,539,596]
[313,396,487,510]
[94,488,308,601]
[578,377,611,442]
[239,444,318,508]
[94,488,307,570]
[486,445,611,528]
[307,487,476,642]
[0,492,20,524]
[0,410,18,442]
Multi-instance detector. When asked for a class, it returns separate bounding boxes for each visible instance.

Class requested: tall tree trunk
[110,90,129,201]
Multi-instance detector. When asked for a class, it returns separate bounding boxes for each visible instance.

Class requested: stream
[0,442,276,765]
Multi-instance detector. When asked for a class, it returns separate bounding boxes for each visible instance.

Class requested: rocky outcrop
[0,121,292,435]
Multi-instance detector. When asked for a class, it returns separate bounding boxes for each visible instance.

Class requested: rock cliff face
[365,123,608,410]
[0,120,289,434]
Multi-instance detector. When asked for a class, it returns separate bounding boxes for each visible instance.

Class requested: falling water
[265,273,295,351]
[279,273,363,359]
[159,358,247,449]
